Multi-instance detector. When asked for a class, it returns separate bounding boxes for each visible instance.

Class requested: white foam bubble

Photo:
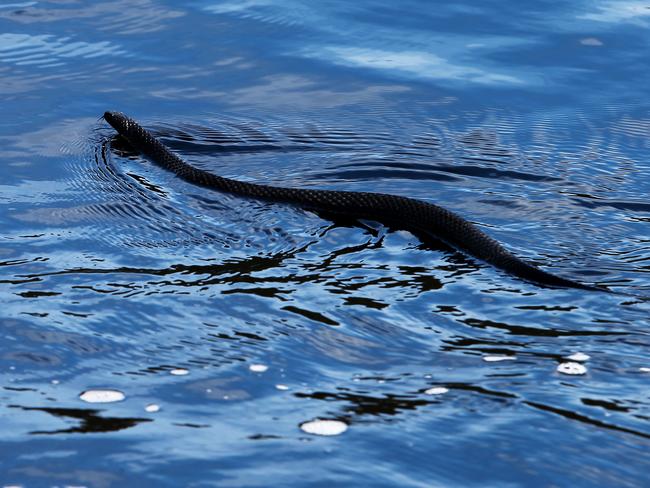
[79,389,125,404]
[249,363,268,373]
[145,403,161,413]
[275,384,289,391]
[639,367,650,373]
[424,387,449,395]
[566,352,590,362]
[483,355,516,362]
[300,419,348,436]
[170,368,189,376]
[557,362,587,375]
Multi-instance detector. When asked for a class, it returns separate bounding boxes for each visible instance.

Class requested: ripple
[611,116,650,139]
[0,33,126,68]
[203,0,310,27]
[0,0,184,35]
[39,128,238,253]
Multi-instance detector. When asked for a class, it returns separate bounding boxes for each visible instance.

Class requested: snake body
[104,111,604,291]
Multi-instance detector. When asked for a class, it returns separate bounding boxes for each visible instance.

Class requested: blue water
[1,1,650,486]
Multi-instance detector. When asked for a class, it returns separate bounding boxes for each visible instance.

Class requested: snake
[103,111,606,292]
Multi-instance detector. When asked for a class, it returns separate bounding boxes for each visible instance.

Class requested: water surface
[1,1,649,486]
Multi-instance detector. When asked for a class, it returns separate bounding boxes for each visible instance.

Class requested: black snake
[103,111,606,292]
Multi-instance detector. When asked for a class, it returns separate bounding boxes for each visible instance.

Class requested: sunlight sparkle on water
[566,352,590,362]
[79,389,125,403]
[483,355,517,362]
[557,362,587,375]
[170,368,189,376]
[424,387,449,395]
[249,363,269,373]
[300,419,348,436]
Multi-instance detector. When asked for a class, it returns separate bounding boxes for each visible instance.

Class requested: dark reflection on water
[1,0,650,486]
[9,405,152,435]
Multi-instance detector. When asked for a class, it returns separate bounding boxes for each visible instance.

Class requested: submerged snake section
[103,111,605,292]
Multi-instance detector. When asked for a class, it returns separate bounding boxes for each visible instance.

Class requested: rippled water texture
[1,1,649,486]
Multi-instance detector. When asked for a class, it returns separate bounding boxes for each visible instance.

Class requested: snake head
[103,111,132,134]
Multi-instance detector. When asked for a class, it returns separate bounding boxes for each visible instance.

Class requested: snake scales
[104,111,605,292]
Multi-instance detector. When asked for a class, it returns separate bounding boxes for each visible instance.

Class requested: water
[1,1,649,486]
